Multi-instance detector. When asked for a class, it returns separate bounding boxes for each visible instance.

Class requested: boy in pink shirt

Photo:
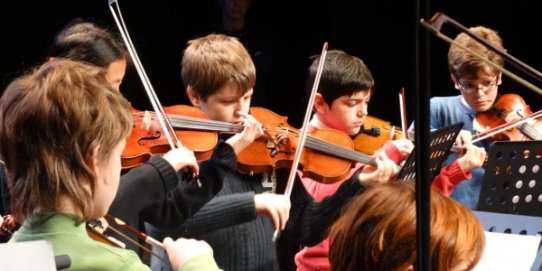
[294,50,485,271]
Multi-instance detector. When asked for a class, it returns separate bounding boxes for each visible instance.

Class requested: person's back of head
[49,19,128,68]
[181,33,256,101]
[0,59,132,223]
[329,180,485,271]
[307,49,375,105]
[448,26,505,79]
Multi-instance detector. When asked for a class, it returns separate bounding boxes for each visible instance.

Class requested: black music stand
[473,210,542,271]
[477,140,542,216]
[397,122,464,181]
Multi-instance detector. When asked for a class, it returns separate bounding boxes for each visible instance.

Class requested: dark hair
[49,19,128,68]
[307,49,374,104]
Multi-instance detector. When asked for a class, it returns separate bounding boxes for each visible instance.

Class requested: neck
[40,194,83,217]
[310,114,331,130]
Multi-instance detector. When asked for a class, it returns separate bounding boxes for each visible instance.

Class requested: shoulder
[76,241,149,270]
[430,95,461,104]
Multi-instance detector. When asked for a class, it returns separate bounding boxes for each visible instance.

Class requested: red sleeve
[379,141,405,165]
[431,160,471,196]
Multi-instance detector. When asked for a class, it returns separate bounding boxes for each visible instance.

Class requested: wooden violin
[87,215,166,261]
[237,107,380,184]
[473,93,542,141]
[123,104,244,169]
[354,115,405,155]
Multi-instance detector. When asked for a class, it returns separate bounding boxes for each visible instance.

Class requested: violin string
[132,111,244,133]
[306,137,376,165]
[109,0,181,149]
[105,214,165,251]
[519,122,542,140]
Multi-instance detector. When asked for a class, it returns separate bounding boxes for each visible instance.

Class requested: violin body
[122,105,218,169]
[354,115,404,155]
[237,107,357,184]
[473,93,542,141]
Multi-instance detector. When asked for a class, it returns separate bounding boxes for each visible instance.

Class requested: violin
[237,107,379,184]
[123,104,244,169]
[473,93,542,141]
[87,218,126,248]
[87,215,167,261]
[354,115,405,155]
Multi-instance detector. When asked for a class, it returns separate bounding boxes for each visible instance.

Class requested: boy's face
[189,81,253,123]
[93,138,126,218]
[452,71,501,112]
[316,90,371,136]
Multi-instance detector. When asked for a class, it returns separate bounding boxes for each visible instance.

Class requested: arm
[380,139,413,164]
[109,155,179,227]
[432,144,485,196]
[140,141,236,228]
[150,192,257,237]
[431,159,471,196]
[284,172,366,246]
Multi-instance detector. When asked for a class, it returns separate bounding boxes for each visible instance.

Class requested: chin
[348,127,361,136]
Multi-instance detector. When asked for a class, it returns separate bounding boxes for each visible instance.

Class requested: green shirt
[10,212,221,271]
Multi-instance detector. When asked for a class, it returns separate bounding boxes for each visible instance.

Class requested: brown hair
[181,33,256,101]
[329,181,485,271]
[448,26,505,79]
[0,59,132,222]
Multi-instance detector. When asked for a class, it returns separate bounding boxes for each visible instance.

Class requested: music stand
[397,122,464,181]
[473,210,542,271]
[477,140,542,216]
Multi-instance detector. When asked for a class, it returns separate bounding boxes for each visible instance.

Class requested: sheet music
[0,239,56,270]
[473,231,540,271]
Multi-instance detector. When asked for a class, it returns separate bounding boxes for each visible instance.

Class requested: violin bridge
[143,110,152,130]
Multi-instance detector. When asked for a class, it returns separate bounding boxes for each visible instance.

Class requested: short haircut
[307,49,374,104]
[448,26,505,79]
[0,59,132,223]
[181,33,256,101]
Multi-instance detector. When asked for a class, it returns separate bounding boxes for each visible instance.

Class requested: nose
[358,104,368,117]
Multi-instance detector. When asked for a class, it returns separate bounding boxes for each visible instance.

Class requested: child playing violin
[146,34,400,271]
[44,20,226,250]
[429,26,504,209]
[294,49,486,271]
[0,59,221,270]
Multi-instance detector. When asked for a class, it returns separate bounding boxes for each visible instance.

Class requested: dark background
[2,0,541,128]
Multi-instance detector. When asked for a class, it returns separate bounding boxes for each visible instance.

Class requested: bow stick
[273,42,328,241]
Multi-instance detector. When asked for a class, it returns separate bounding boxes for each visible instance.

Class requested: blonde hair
[329,181,485,271]
[0,59,132,222]
[181,33,256,101]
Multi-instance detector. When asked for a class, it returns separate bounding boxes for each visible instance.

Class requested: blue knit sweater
[430,95,493,209]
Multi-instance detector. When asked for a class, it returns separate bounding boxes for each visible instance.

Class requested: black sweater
[147,141,366,271]
[107,146,224,251]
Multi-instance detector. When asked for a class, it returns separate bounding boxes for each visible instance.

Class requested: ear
[496,72,503,85]
[86,145,101,181]
[186,86,202,107]
[450,73,460,90]
[313,93,330,114]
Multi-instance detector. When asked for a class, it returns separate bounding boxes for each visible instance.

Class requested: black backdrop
[2,0,541,128]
